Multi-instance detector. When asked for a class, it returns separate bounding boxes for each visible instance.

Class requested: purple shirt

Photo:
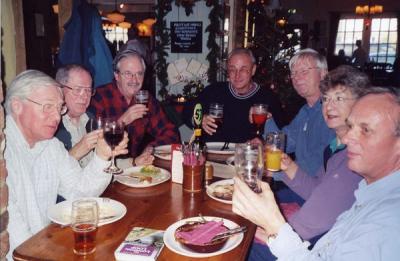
[282,149,362,240]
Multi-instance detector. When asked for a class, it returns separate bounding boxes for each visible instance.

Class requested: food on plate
[128,173,153,184]
[140,165,161,175]
[174,220,229,253]
[213,184,234,200]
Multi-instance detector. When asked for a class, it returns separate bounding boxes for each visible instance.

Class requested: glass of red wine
[251,104,268,138]
[103,118,125,174]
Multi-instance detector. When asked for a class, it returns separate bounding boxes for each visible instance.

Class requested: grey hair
[362,86,400,137]
[227,48,256,64]
[55,64,92,85]
[289,48,328,71]
[320,65,371,98]
[4,70,62,114]
[112,49,146,73]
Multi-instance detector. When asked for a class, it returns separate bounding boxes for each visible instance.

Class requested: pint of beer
[265,131,286,172]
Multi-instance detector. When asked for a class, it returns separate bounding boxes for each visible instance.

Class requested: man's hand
[134,151,154,166]
[95,131,129,160]
[119,104,148,125]
[232,176,286,239]
[69,130,102,160]
[202,114,218,135]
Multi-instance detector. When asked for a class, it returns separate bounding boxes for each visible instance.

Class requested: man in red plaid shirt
[89,49,180,157]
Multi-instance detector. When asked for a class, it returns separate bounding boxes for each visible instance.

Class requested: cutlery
[61,215,116,227]
[211,226,247,242]
[221,142,230,151]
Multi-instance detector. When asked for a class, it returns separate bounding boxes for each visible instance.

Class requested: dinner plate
[115,166,171,188]
[206,142,236,155]
[206,179,234,204]
[47,197,126,226]
[154,144,172,160]
[163,216,243,258]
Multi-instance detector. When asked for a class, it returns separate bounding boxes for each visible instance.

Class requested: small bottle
[204,163,214,186]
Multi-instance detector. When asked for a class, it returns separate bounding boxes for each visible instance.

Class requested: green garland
[155,0,223,100]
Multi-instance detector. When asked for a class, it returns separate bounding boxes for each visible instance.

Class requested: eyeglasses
[119,71,145,80]
[62,84,95,97]
[321,95,355,105]
[26,98,68,115]
[290,67,319,79]
[227,67,252,76]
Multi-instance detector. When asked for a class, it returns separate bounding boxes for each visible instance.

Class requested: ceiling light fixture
[107,0,125,24]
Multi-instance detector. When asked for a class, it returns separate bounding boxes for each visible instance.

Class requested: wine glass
[251,104,268,138]
[71,199,99,255]
[234,143,264,193]
[103,118,125,174]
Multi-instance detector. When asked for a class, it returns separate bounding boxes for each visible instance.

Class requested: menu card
[170,144,183,184]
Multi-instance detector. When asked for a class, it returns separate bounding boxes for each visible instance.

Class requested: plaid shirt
[88,81,180,157]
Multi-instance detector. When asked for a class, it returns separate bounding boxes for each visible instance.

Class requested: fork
[221,142,230,151]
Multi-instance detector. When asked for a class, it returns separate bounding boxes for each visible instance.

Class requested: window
[334,17,398,65]
[335,19,364,57]
[103,25,128,51]
[369,18,398,64]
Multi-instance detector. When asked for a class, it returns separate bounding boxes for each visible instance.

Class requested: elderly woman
[244,65,371,261]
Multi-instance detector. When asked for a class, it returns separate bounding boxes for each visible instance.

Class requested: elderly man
[234,86,400,260]
[55,64,153,166]
[89,50,180,157]
[183,48,284,143]
[264,48,335,177]
[4,70,128,257]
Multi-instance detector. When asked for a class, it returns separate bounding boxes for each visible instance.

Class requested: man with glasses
[55,64,99,167]
[183,48,284,142]
[4,70,129,258]
[264,49,335,178]
[89,49,180,157]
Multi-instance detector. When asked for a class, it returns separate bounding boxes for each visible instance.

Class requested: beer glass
[71,199,99,255]
[209,103,224,130]
[265,131,286,171]
[135,90,149,105]
[234,143,264,193]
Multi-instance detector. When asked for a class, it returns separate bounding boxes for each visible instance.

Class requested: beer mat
[206,142,236,155]
[206,179,234,204]
[115,166,171,188]
[47,197,127,226]
[207,161,235,179]
[163,216,243,258]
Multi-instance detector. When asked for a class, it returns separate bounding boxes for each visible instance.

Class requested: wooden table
[13,157,256,261]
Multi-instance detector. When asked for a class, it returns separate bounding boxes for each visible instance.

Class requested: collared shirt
[265,101,335,177]
[281,149,362,240]
[62,113,92,167]
[5,116,112,259]
[88,81,180,157]
[270,170,400,260]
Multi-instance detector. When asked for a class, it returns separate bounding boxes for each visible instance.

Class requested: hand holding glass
[71,199,99,255]
[265,132,286,171]
[103,118,125,174]
[234,143,264,193]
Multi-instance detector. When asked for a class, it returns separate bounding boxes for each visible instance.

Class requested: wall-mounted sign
[171,22,202,53]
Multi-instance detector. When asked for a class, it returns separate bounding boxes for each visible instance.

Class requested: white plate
[154,145,172,160]
[206,142,236,155]
[163,216,243,258]
[47,197,126,226]
[115,166,171,188]
[206,179,234,204]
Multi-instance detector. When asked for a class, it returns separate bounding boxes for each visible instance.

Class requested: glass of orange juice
[265,131,286,171]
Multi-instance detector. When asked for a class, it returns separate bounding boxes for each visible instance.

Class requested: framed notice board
[171,22,202,53]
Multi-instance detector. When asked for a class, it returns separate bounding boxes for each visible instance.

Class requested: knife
[61,215,116,227]
[211,226,247,242]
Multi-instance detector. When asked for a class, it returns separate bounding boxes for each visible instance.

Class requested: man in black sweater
[183,48,284,143]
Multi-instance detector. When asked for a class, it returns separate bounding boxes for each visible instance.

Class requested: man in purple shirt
[248,65,371,260]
